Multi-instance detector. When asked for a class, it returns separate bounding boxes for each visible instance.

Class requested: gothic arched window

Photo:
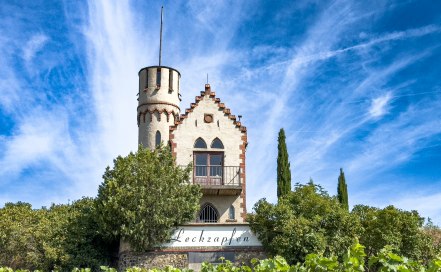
[199,203,218,223]
[211,138,224,149]
[155,131,161,147]
[194,137,207,148]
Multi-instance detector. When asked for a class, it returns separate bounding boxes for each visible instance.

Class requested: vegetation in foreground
[0,146,202,271]
[249,182,441,265]
[1,242,441,271]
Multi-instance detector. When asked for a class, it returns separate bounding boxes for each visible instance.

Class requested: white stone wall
[173,95,243,168]
[138,111,176,148]
[201,195,242,222]
[172,94,245,223]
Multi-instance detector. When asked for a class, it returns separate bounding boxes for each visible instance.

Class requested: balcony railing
[182,165,241,186]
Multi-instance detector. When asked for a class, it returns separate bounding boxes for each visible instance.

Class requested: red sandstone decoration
[169,84,248,219]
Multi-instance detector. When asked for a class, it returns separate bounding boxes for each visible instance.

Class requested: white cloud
[369,92,392,118]
[394,191,441,224]
[0,0,440,221]
[22,34,49,63]
[0,112,60,180]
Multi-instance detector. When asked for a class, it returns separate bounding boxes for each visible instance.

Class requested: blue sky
[1,0,441,223]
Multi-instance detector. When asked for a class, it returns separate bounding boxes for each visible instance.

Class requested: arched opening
[229,205,235,220]
[194,137,207,148]
[156,68,161,87]
[155,131,161,147]
[211,138,224,149]
[199,203,218,223]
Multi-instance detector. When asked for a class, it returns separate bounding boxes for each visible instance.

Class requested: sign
[163,225,262,247]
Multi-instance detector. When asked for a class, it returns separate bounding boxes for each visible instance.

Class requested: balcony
[186,165,242,195]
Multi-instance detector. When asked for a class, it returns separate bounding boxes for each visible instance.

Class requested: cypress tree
[277,128,292,199]
[337,168,349,210]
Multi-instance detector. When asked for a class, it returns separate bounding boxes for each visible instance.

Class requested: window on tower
[169,70,173,92]
[199,203,218,223]
[156,68,161,87]
[155,131,161,147]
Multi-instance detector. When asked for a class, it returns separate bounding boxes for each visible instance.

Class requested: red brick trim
[138,109,179,124]
[169,84,247,133]
[168,84,248,220]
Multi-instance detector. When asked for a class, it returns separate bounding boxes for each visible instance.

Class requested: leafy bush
[2,242,440,271]
[0,199,114,271]
[248,181,440,265]
[96,145,202,251]
[353,204,437,261]
[248,182,361,264]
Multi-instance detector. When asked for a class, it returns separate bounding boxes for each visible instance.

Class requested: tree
[337,168,349,210]
[352,204,437,262]
[249,182,361,264]
[48,198,115,270]
[0,202,45,270]
[277,128,291,199]
[96,145,202,251]
[0,199,112,271]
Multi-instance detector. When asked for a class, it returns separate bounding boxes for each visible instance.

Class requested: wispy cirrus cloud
[0,0,440,224]
[369,92,392,118]
[22,34,49,63]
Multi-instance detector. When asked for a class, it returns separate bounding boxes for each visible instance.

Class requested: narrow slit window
[229,205,235,220]
[169,70,173,91]
[156,68,161,87]
[155,131,161,147]
[145,69,149,88]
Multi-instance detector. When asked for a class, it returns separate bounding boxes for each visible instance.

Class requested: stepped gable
[169,84,247,135]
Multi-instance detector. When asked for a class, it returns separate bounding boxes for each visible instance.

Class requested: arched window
[229,205,235,220]
[211,138,224,149]
[194,137,207,148]
[199,203,218,223]
[155,131,161,147]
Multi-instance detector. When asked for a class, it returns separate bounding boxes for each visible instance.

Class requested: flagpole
[159,6,163,66]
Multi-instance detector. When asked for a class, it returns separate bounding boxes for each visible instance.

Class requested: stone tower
[137,66,181,149]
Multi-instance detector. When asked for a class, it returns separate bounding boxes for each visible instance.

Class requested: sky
[1,0,441,223]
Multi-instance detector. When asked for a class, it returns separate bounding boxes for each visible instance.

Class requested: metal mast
[159,6,163,66]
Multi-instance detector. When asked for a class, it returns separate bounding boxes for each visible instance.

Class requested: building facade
[119,65,262,271]
[137,65,247,224]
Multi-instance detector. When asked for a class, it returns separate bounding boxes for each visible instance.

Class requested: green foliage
[248,182,361,264]
[0,199,113,271]
[51,198,115,270]
[337,168,349,211]
[96,145,202,251]
[368,245,424,272]
[423,219,441,255]
[0,202,45,270]
[352,205,436,262]
[1,242,441,271]
[277,128,292,199]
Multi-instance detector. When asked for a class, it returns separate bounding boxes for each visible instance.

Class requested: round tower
[137,66,181,149]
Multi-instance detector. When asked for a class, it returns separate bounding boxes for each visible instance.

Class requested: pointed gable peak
[170,84,247,133]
